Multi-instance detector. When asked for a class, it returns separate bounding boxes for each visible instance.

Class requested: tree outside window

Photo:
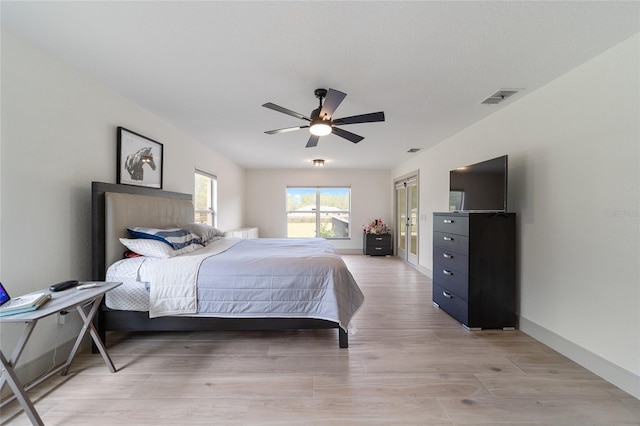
[194,171,217,226]
[286,187,350,239]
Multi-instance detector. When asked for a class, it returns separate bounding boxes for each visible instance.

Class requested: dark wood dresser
[432,212,516,329]
[363,234,392,256]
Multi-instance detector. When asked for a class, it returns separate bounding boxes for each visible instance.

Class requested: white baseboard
[519,316,640,400]
[0,338,80,400]
[417,264,432,278]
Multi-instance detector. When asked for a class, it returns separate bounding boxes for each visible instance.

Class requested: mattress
[105,238,364,330]
[106,256,154,311]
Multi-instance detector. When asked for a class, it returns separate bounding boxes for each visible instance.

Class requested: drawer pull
[442,291,454,299]
[375,247,382,250]
[443,253,453,259]
[375,237,383,241]
[443,219,453,224]
[443,269,453,276]
[443,236,453,241]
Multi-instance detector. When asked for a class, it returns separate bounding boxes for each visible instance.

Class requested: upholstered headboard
[91,182,193,280]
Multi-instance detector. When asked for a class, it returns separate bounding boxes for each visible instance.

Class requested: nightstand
[363,234,392,256]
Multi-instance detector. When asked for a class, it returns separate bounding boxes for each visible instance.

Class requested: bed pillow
[127,227,203,250]
[119,238,203,259]
[181,223,224,243]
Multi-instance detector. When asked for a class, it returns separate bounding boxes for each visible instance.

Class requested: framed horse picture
[117,127,163,189]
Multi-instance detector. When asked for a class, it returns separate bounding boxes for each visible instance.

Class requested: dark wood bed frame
[91,182,348,348]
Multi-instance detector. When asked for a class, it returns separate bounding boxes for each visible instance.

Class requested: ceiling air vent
[481,89,521,105]
[407,148,421,153]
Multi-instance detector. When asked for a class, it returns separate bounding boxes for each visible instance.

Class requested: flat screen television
[449,155,508,212]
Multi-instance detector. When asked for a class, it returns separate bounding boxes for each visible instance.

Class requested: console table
[224,227,259,239]
[0,282,121,425]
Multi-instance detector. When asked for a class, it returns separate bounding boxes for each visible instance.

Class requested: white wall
[3,23,637,399]
[0,30,245,373]
[245,169,392,252]
[393,34,640,397]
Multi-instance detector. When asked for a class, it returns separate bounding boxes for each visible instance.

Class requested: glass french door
[395,175,418,266]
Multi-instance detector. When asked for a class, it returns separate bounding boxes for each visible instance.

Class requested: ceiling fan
[262,88,385,148]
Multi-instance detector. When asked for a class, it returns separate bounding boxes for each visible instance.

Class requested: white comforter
[149,238,241,317]
[112,238,364,331]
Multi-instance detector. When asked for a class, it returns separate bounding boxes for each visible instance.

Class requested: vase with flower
[362,218,390,235]
[363,218,392,255]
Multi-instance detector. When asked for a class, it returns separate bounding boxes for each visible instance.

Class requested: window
[194,170,217,226]
[286,187,350,239]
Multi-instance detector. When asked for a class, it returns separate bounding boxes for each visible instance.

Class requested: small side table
[0,282,121,426]
[363,233,393,256]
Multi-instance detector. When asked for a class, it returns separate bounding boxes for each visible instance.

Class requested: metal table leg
[0,329,45,426]
[61,294,116,375]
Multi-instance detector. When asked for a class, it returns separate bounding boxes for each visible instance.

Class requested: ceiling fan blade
[319,88,347,119]
[332,127,364,144]
[332,111,385,126]
[262,102,311,121]
[264,125,309,135]
[305,135,320,148]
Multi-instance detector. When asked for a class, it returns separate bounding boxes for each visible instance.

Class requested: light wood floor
[2,255,639,425]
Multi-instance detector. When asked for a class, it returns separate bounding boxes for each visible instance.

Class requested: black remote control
[49,280,79,292]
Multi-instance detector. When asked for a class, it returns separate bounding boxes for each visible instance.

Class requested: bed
[91,181,363,348]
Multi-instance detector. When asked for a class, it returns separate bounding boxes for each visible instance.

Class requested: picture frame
[117,127,163,189]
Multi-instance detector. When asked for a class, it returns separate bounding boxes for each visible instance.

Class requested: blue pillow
[127,227,203,250]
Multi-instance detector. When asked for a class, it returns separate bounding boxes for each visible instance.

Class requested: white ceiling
[2,1,639,170]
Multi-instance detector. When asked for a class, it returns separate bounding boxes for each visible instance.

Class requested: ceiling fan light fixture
[263,88,385,146]
[313,159,325,167]
[309,120,332,136]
